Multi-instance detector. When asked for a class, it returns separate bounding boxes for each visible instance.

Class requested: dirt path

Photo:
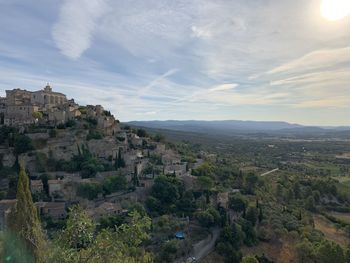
[313,214,349,246]
[260,168,279,177]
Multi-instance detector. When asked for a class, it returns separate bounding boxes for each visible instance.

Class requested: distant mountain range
[126,120,350,137]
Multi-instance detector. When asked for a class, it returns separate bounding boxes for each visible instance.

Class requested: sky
[1,0,350,125]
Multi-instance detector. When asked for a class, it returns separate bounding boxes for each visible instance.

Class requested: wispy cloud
[209,83,238,92]
[2,0,350,125]
[268,47,350,75]
[52,0,108,59]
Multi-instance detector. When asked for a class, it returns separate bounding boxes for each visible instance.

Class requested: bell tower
[44,83,52,92]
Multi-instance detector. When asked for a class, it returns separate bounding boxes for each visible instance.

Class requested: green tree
[32,111,43,120]
[296,239,314,263]
[229,194,248,212]
[77,183,102,200]
[244,173,258,194]
[305,196,316,212]
[57,205,94,250]
[191,162,214,177]
[197,175,214,203]
[241,255,259,263]
[136,129,147,137]
[316,240,345,263]
[102,175,127,194]
[13,135,34,155]
[115,148,125,169]
[5,165,46,262]
[149,175,182,213]
[245,207,258,226]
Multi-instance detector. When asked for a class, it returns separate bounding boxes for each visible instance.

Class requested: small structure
[36,202,67,220]
[0,199,17,230]
[87,202,123,221]
[175,231,185,240]
[30,179,44,193]
[48,179,63,197]
[217,192,229,209]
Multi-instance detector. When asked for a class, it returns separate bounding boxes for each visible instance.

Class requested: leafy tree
[5,165,46,262]
[176,190,197,216]
[102,175,127,194]
[216,241,242,263]
[229,194,248,212]
[245,207,258,226]
[115,148,125,169]
[305,196,316,212]
[258,207,263,223]
[197,175,214,203]
[148,175,182,213]
[157,239,179,262]
[316,240,345,263]
[32,111,43,120]
[244,173,258,194]
[136,129,148,137]
[191,162,214,177]
[57,205,95,250]
[240,219,257,246]
[241,255,259,263]
[86,130,103,140]
[13,135,34,155]
[98,215,124,231]
[218,224,244,250]
[153,133,165,142]
[77,183,102,200]
[195,210,215,227]
[296,239,314,263]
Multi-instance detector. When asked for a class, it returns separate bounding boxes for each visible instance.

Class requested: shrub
[14,135,34,154]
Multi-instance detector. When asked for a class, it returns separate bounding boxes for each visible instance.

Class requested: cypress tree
[258,207,263,223]
[6,164,46,262]
[133,165,139,187]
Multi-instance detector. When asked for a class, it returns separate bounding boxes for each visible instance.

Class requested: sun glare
[321,0,350,21]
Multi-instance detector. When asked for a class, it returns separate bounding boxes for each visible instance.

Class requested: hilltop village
[0,84,207,230]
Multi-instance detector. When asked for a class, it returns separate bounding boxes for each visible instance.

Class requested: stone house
[161,152,182,166]
[129,134,143,147]
[30,180,44,193]
[87,202,123,221]
[217,192,229,209]
[36,202,67,220]
[164,163,187,176]
[48,179,63,199]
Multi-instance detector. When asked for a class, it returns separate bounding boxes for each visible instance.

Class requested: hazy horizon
[1,0,350,125]
[127,119,350,128]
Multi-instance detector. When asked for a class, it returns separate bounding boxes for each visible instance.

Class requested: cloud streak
[52,0,108,59]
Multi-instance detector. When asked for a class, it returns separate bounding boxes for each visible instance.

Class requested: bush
[102,176,127,194]
[65,119,76,127]
[195,210,215,227]
[57,123,66,129]
[77,183,103,200]
[48,129,57,138]
[229,194,248,212]
[136,129,147,138]
[14,135,34,154]
[86,130,103,140]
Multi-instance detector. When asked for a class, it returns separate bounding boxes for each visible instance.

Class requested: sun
[321,0,350,21]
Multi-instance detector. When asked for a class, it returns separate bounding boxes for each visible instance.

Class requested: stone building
[30,179,44,193]
[30,84,67,108]
[2,84,68,125]
[36,202,67,220]
[87,202,123,221]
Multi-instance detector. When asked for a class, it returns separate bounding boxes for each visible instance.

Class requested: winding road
[193,227,220,261]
